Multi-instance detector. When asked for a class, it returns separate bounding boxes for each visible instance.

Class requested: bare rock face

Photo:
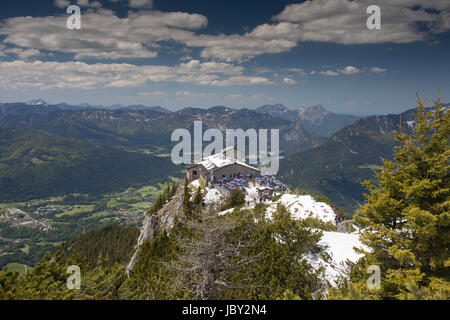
[125,214,158,275]
[126,185,184,275]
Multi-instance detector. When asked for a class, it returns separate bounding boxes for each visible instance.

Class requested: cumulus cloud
[317,65,386,76]
[4,48,40,59]
[53,0,70,8]
[8,0,450,62]
[369,67,387,74]
[209,76,273,87]
[108,0,153,8]
[283,77,297,85]
[139,91,167,97]
[272,0,450,44]
[0,10,207,60]
[175,91,217,99]
[0,60,271,90]
[339,66,361,75]
[54,0,102,8]
[128,0,153,8]
[319,70,340,76]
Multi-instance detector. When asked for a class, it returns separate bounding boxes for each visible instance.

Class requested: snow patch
[266,194,336,224]
[306,231,366,286]
[204,188,223,206]
[189,179,200,189]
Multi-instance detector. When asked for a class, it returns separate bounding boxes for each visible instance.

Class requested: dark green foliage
[182,178,193,218]
[1,193,328,300]
[0,128,179,201]
[221,189,246,210]
[191,187,204,217]
[241,205,327,299]
[148,182,178,215]
[129,203,327,300]
[54,224,140,268]
[279,107,429,213]
[280,135,396,214]
[330,93,450,300]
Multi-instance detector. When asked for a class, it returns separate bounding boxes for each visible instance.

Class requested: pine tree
[191,186,204,217]
[348,92,449,299]
[182,178,193,219]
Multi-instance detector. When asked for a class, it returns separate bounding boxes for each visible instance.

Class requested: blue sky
[0,0,449,114]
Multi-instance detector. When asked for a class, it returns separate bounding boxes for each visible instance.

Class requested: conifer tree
[191,186,204,217]
[344,93,449,299]
[182,178,193,219]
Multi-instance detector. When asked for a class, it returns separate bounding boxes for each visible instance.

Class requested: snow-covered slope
[204,188,223,206]
[25,99,48,106]
[186,180,365,286]
[308,231,365,285]
[189,180,224,206]
[266,194,337,224]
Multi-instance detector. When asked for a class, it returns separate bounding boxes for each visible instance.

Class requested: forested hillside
[54,224,140,267]
[279,106,446,212]
[0,127,179,201]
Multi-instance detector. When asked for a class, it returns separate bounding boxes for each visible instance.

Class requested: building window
[193,170,197,176]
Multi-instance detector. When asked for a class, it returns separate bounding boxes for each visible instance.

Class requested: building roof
[190,151,260,172]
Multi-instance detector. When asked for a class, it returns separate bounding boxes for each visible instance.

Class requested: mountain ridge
[279,104,449,212]
[255,104,360,137]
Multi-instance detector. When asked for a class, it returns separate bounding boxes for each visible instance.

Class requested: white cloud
[283,77,297,85]
[209,76,273,87]
[0,10,207,60]
[77,0,102,8]
[54,0,102,8]
[339,66,361,75]
[54,0,70,8]
[139,91,167,97]
[7,0,450,63]
[186,34,297,62]
[316,65,386,76]
[272,0,450,45]
[283,67,307,75]
[0,60,271,90]
[319,70,339,76]
[129,0,153,8]
[4,48,40,59]
[187,0,450,61]
[175,91,217,99]
[369,67,387,74]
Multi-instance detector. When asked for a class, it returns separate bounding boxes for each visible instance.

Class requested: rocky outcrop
[126,185,184,275]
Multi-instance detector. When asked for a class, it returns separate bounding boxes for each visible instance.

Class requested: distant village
[0,207,52,232]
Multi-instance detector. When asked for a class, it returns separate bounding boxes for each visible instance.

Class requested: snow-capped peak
[25,99,48,106]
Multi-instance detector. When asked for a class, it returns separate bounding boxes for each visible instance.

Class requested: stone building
[186,147,260,184]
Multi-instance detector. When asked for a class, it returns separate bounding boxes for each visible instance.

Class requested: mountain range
[0,127,178,201]
[1,99,446,213]
[255,104,360,137]
[0,101,328,201]
[0,103,326,153]
[278,105,450,212]
[20,99,172,113]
